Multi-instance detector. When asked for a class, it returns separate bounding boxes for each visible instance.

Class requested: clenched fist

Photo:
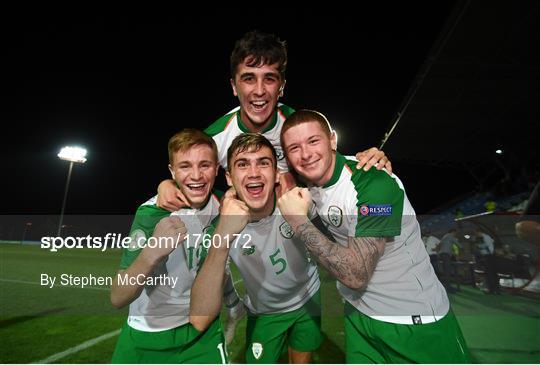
[277,187,311,231]
[217,188,251,237]
[142,216,187,265]
[275,171,297,199]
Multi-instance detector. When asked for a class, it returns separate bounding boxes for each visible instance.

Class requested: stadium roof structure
[382,1,539,171]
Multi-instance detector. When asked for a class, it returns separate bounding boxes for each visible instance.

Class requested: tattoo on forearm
[296,221,386,289]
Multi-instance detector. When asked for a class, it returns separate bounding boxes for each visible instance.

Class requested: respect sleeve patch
[359,204,393,216]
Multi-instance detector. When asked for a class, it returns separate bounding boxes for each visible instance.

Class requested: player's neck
[315,152,337,187]
[188,195,211,210]
[249,193,276,222]
[239,109,276,134]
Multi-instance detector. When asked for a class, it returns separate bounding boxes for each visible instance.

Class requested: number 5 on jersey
[269,248,287,275]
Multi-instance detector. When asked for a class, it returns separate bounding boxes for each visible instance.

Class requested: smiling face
[226,144,279,218]
[169,144,218,209]
[282,121,337,187]
[231,57,285,133]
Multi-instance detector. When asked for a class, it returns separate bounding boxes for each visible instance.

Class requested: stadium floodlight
[57,146,87,236]
[495,149,503,155]
[58,146,87,163]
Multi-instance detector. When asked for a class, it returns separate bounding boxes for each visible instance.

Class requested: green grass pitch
[1,243,539,363]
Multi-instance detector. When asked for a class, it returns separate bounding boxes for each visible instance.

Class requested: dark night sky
[4,3,503,215]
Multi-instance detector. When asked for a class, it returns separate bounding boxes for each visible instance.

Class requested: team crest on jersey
[252,342,263,360]
[128,229,147,251]
[275,147,285,160]
[242,245,255,255]
[279,222,294,239]
[328,206,343,227]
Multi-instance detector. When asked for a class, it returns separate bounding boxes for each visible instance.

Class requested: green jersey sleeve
[204,111,236,137]
[279,103,296,118]
[348,165,404,237]
[119,202,171,269]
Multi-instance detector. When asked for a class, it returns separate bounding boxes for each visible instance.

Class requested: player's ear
[278,80,286,97]
[230,78,238,97]
[225,170,233,187]
[168,164,175,180]
[330,130,337,151]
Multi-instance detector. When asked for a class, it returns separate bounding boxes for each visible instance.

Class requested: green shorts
[111,317,228,364]
[245,290,323,364]
[344,302,470,364]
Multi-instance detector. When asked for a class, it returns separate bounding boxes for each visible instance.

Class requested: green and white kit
[119,193,221,331]
[309,152,449,322]
[112,192,230,364]
[112,317,228,364]
[204,103,295,171]
[211,204,322,363]
[227,205,320,315]
[308,152,469,362]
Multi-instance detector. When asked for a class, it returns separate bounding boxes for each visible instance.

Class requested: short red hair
[280,109,333,144]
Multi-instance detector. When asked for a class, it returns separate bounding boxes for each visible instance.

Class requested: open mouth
[187,183,206,194]
[245,182,264,197]
[250,100,268,112]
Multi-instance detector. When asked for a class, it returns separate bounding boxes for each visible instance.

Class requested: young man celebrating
[189,133,322,364]
[277,110,470,363]
[157,30,391,210]
[110,129,231,364]
[156,29,392,345]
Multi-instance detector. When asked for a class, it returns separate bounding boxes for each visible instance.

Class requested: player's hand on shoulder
[355,147,392,174]
[157,179,190,212]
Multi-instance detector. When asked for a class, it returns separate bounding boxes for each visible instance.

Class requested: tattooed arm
[278,187,386,290]
[296,220,386,290]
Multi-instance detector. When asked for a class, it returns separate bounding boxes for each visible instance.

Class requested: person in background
[438,229,459,293]
[474,228,500,294]
[423,231,441,275]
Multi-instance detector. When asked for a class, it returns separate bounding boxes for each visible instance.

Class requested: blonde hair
[168,129,218,165]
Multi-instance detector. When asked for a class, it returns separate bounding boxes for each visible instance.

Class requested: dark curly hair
[230,30,287,80]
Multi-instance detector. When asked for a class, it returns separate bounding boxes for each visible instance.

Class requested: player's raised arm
[278,187,386,290]
[190,188,250,332]
[296,225,386,290]
[111,216,187,308]
[156,179,190,212]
